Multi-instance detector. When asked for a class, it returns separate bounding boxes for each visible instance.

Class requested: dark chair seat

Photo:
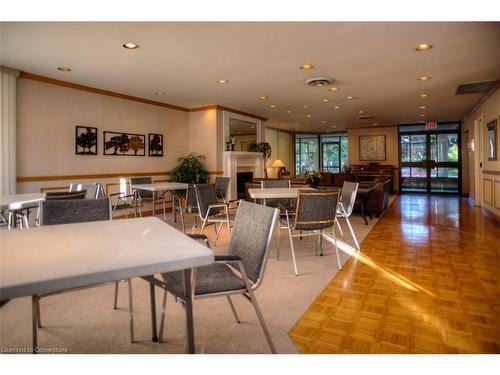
[162,263,246,296]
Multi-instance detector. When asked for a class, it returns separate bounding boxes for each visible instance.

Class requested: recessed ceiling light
[295,127,299,130]
[332,125,337,129]
[286,110,293,114]
[416,43,433,51]
[418,105,427,109]
[217,80,229,84]
[328,87,339,92]
[321,99,329,103]
[358,110,365,114]
[303,105,309,109]
[123,42,139,49]
[155,91,166,96]
[300,64,314,70]
[251,126,256,129]
[321,120,326,123]
[57,66,71,72]
[306,114,311,118]
[258,96,268,100]
[237,132,242,134]
[418,76,431,81]
[420,93,430,98]
[372,122,378,126]
[346,96,356,100]
[419,113,427,117]
[269,104,277,108]
[333,105,341,109]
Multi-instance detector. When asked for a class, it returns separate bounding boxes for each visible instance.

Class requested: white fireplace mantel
[223,151,264,200]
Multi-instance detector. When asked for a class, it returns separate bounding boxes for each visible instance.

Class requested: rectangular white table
[131,182,188,225]
[248,187,318,200]
[0,217,214,353]
[0,193,46,228]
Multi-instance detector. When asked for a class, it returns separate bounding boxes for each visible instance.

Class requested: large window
[295,134,348,176]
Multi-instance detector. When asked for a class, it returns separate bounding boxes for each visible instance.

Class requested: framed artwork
[148,133,164,157]
[103,131,145,156]
[75,126,97,155]
[487,118,497,161]
[359,135,386,161]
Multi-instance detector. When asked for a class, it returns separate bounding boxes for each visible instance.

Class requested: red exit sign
[425,121,438,130]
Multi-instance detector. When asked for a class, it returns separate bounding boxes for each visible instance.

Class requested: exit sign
[425,121,438,130]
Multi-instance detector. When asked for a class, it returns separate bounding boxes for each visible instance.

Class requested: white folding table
[0,193,46,228]
[0,217,214,353]
[131,182,188,227]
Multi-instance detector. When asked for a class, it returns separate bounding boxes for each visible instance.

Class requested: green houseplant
[170,153,209,183]
[305,170,321,188]
[249,142,272,178]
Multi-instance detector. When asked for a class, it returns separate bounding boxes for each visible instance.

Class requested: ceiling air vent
[357,115,375,120]
[306,77,332,87]
[455,80,498,95]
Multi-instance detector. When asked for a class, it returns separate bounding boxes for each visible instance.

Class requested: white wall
[265,128,292,178]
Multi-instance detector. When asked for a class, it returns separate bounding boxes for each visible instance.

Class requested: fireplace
[223,151,264,200]
[236,172,253,199]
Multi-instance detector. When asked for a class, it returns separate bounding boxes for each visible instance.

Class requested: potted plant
[305,170,321,188]
[170,153,209,184]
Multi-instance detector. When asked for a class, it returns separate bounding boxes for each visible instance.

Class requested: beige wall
[347,126,399,191]
[187,109,220,172]
[265,128,292,178]
[462,89,500,217]
[16,78,193,196]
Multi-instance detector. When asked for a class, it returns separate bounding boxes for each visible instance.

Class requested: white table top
[0,193,46,210]
[131,182,189,192]
[0,217,213,301]
[248,187,318,199]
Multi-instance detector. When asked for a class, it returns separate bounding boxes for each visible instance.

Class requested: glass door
[399,124,460,195]
[322,141,340,173]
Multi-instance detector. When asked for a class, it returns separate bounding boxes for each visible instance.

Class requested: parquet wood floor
[288,195,500,353]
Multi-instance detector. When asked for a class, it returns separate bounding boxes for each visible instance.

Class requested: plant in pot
[170,153,209,184]
[249,142,272,178]
[305,170,321,188]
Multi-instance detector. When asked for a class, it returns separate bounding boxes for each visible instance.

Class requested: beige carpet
[0,198,395,354]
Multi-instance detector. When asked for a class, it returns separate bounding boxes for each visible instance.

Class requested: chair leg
[32,295,38,352]
[127,279,135,343]
[36,297,42,328]
[214,222,223,246]
[200,217,207,235]
[158,290,168,343]
[163,199,167,221]
[285,212,299,276]
[23,212,30,229]
[333,232,342,270]
[246,289,277,354]
[276,216,281,260]
[113,281,119,309]
[226,295,241,323]
[179,198,186,233]
[335,218,344,237]
[345,216,360,250]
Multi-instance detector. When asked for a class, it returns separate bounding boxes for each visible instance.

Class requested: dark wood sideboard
[350,164,396,193]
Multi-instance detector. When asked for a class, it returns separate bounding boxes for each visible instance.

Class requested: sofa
[364,179,391,217]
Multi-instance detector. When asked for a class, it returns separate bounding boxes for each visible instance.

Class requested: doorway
[399,123,461,195]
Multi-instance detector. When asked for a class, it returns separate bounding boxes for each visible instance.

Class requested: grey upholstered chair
[214,176,230,203]
[179,184,200,233]
[260,179,293,210]
[45,190,87,200]
[157,200,279,353]
[36,198,135,342]
[282,190,342,276]
[194,184,236,245]
[336,181,360,250]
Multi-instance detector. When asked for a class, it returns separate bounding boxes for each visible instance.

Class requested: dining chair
[336,181,360,250]
[36,198,135,343]
[69,182,105,199]
[281,190,342,276]
[129,176,166,218]
[260,179,293,210]
[194,184,236,246]
[179,184,199,233]
[157,200,279,353]
[214,176,230,203]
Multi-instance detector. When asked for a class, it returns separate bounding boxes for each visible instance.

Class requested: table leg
[32,295,38,353]
[172,193,177,222]
[149,281,158,342]
[183,269,195,354]
[152,193,156,217]
[12,210,18,229]
[361,198,368,225]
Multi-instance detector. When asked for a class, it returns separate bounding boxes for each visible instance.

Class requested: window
[295,134,348,176]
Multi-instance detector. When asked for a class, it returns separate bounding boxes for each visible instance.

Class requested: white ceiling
[1,22,499,132]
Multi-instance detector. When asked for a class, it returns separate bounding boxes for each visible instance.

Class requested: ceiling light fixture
[419,113,426,117]
[321,120,326,124]
[358,110,365,114]
[306,114,311,118]
[217,80,229,84]
[372,123,378,126]
[321,99,329,103]
[258,96,268,100]
[328,87,339,92]
[416,43,433,51]
[57,66,71,72]
[155,91,166,96]
[303,105,309,109]
[286,110,293,114]
[332,125,337,128]
[122,42,139,49]
[418,105,427,109]
[420,93,430,98]
[346,96,356,100]
[333,105,341,109]
[418,76,431,81]
[269,104,277,108]
[300,64,314,70]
